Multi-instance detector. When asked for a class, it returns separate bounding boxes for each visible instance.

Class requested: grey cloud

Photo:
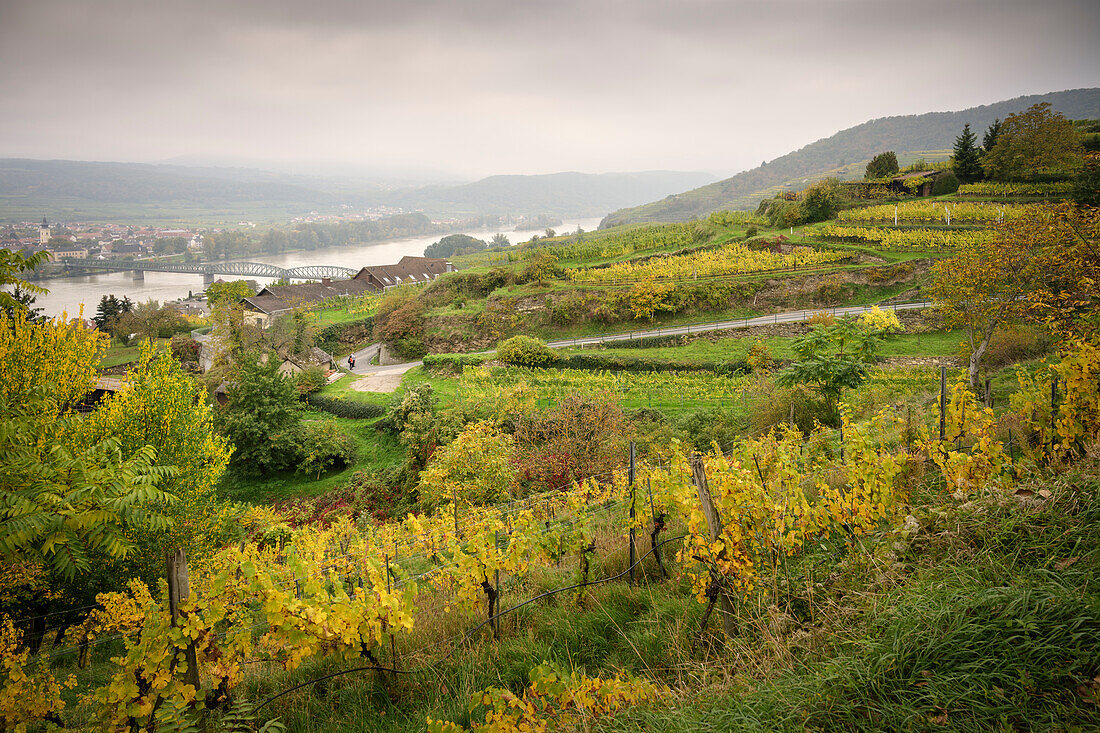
[0,0,1097,177]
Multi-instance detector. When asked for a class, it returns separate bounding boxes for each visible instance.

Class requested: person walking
[348,354,355,370]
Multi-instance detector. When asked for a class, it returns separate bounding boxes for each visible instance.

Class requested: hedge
[557,353,751,375]
[422,353,492,374]
[304,394,386,419]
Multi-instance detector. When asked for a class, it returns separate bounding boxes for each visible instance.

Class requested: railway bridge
[57,259,357,286]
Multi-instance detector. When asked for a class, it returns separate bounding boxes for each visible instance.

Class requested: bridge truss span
[59,259,357,281]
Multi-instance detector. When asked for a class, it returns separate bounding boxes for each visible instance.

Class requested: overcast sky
[1,0,1098,179]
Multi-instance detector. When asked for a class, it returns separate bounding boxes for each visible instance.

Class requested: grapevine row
[837,201,1031,224]
[820,225,995,250]
[566,242,844,283]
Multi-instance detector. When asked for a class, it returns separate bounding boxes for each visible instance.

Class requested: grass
[312,305,374,328]
[101,337,171,368]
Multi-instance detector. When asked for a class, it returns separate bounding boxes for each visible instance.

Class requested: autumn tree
[205,279,254,308]
[799,178,841,223]
[418,421,517,508]
[0,311,175,582]
[928,229,1033,390]
[373,287,427,360]
[952,123,984,182]
[983,103,1083,181]
[75,342,232,577]
[1015,202,1100,340]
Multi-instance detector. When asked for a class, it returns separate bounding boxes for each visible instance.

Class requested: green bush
[422,353,492,375]
[497,335,558,366]
[295,419,358,479]
[674,407,745,451]
[556,352,749,375]
[295,366,328,395]
[304,394,386,419]
[931,171,960,196]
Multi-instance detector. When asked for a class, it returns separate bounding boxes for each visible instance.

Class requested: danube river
[33,217,602,317]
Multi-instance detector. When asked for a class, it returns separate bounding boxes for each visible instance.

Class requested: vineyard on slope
[837,201,1031,225]
[566,242,845,284]
[6,340,1098,731]
[820,225,996,251]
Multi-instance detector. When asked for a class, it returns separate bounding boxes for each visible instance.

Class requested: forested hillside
[392,170,717,217]
[0,161,713,224]
[601,87,1100,227]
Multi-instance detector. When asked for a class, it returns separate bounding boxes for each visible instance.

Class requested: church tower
[39,217,50,245]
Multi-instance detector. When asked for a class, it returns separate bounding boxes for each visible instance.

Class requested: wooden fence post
[385,553,397,678]
[939,366,947,441]
[628,442,636,585]
[689,455,737,639]
[166,549,201,694]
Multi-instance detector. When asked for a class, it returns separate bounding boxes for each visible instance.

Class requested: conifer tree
[953,123,984,182]
[983,118,1002,153]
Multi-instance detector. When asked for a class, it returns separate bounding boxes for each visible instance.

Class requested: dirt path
[347,362,421,393]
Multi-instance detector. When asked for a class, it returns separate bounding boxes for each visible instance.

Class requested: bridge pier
[203,273,215,288]
[132,269,144,282]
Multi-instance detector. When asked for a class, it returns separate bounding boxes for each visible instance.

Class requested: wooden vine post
[628,442,636,584]
[166,549,201,695]
[689,455,737,640]
[939,366,947,441]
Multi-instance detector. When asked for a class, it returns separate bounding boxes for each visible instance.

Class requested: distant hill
[392,171,718,218]
[600,88,1100,228]
[0,160,715,224]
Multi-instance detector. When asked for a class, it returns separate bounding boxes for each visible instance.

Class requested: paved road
[335,301,933,375]
[544,301,933,349]
[341,342,422,376]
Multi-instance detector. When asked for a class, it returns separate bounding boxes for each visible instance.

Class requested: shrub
[813,275,855,305]
[497,335,558,366]
[374,289,425,357]
[295,419,357,479]
[858,306,905,334]
[422,353,492,375]
[169,335,200,364]
[931,171,960,196]
[739,338,770,372]
[745,225,759,239]
[673,407,745,451]
[417,421,517,508]
[748,383,829,435]
[314,316,374,353]
[557,352,742,374]
[295,366,328,395]
[304,394,386,419]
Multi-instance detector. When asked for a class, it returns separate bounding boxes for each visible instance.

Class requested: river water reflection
[33,217,602,317]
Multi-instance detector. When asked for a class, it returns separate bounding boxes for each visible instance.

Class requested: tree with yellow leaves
[75,342,232,581]
[928,226,1033,391]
